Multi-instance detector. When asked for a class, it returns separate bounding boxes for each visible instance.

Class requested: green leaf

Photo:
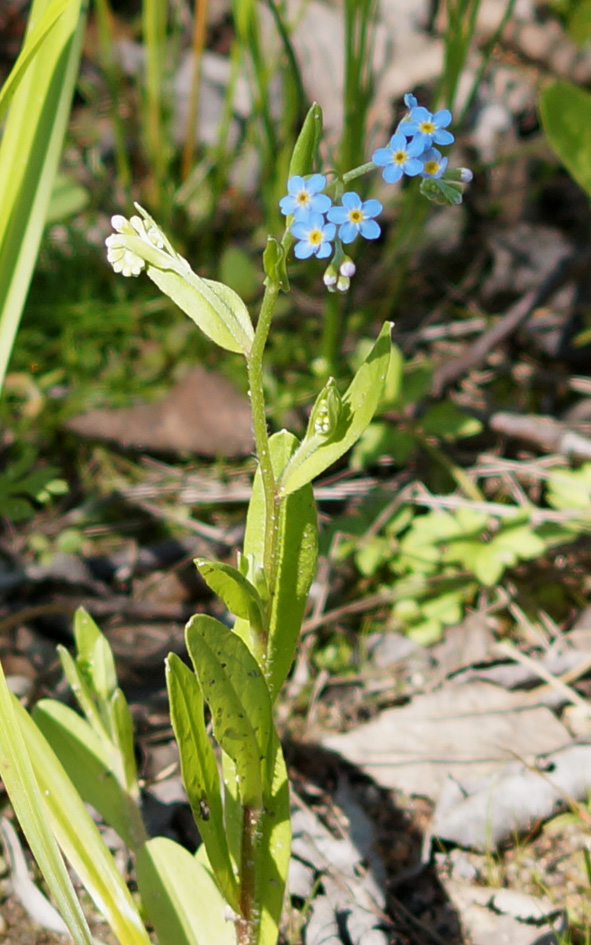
[0,0,74,123]
[185,615,272,806]
[0,662,93,945]
[136,837,236,945]
[420,401,482,440]
[46,171,88,223]
[147,265,254,356]
[0,0,87,395]
[263,237,288,291]
[540,81,591,199]
[12,700,151,945]
[165,653,239,911]
[195,559,266,633]
[256,731,291,945]
[288,102,323,179]
[72,607,117,712]
[32,700,141,848]
[234,431,318,699]
[278,322,393,496]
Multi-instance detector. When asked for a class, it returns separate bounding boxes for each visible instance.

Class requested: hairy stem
[247,278,281,614]
[236,803,262,945]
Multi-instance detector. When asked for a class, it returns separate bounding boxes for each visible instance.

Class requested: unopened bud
[336,275,350,293]
[323,263,338,287]
[339,257,356,278]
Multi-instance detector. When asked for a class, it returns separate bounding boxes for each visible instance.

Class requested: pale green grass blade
[13,698,152,945]
[0,0,74,122]
[0,660,93,945]
[0,0,87,395]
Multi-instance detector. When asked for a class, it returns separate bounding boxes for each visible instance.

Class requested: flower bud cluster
[278,92,472,291]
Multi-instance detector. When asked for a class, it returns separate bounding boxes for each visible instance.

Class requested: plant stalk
[247,278,281,607]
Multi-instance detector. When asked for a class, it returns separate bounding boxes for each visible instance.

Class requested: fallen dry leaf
[65,366,254,457]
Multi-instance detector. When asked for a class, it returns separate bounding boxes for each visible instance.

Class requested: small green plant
[0,99,470,945]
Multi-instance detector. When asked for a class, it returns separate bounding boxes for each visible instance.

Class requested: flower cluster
[278,93,471,292]
[372,93,453,184]
[279,174,382,291]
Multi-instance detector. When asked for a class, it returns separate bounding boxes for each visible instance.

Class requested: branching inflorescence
[279,92,472,293]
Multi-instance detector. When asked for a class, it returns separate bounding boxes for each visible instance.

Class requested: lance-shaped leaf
[166,653,239,911]
[195,559,266,633]
[0,0,87,394]
[136,837,236,945]
[186,615,272,807]
[33,700,145,849]
[0,662,93,945]
[234,431,318,700]
[278,322,393,496]
[13,699,151,945]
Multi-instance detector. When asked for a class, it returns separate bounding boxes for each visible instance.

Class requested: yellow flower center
[394,150,407,164]
[425,161,439,175]
[297,192,310,205]
[309,229,322,245]
[348,209,363,223]
[420,121,435,134]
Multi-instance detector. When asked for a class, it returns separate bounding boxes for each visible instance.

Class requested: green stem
[237,803,262,945]
[247,279,281,599]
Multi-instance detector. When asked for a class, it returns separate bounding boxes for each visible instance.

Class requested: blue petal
[307,212,326,229]
[316,241,332,259]
[403,158,423,177]
[360,219,380,240]
[433,109,452,128]
[310,193,332,213]
[307,173,327,193]
[362,199,382,218]
[294,241,315,259]
[327,206,348,223]
[322,223,336,241]
[382,165,403,183]
[372,147,394,166]
[407,134,429,155]
[409,106,430,122]
[288,175,306,194]
[279,196,297,214]
[292,206,314,221]
[388,132,408,151]
[341,191,362,209]
[291,222,313,239]
[433,129,454,145]
[339,222,358,244]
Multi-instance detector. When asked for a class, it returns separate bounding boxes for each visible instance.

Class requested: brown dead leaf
[65,366,253,457]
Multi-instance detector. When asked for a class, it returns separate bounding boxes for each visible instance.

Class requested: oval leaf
[540,80,591,199]
[136,837,236,945]
[166,653,239,910]
[186,615,272,806]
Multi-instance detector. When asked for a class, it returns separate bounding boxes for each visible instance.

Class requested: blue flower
[291,213,336,259]
[279,174,332,219]
[403,106,454,149]
[404,92,418,110]
[419,147,448,179]
[327,192,382,244]
[372,132,424,183]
